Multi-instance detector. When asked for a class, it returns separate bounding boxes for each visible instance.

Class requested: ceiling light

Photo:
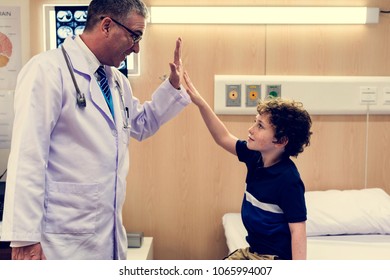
[149,7,379,25]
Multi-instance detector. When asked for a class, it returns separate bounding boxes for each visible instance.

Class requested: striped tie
[96,66,114,115]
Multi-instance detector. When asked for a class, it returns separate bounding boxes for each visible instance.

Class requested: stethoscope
[61,45,129,128]
[61,45,86,107]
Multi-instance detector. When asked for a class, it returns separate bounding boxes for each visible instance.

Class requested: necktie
[96,66,114,116]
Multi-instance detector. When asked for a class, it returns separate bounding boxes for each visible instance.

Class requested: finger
[29,250,39,260]
[169,62,177,73]
[183,71,189,85]
[183,73,191,89]
[23,250,32,260]
[12,247,23,260]
[183,72,193,88]
[174,37,182,66]
[184,77,190,89]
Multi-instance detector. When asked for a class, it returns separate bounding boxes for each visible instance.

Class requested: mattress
[307,234,390,260]
[222,213,390,260]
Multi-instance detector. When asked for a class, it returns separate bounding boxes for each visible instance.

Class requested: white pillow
[305,188,390,236]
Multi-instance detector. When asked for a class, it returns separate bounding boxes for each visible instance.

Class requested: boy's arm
[289,221,307,260]
[184,72,238,155]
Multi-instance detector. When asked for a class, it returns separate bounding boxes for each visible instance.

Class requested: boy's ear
[275,136,289,147]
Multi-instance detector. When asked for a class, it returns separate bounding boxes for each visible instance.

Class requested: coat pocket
[44,181,100,234]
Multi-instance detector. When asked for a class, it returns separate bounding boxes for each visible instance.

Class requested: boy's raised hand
[183,71,205,106]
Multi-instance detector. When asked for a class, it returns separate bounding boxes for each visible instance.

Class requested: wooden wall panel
[292,115,367,191]
[367,115,390,189]
[26,0,390,260]
[266,24,390,76]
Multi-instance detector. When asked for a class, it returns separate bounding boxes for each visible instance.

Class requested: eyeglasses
[101,16,142,46]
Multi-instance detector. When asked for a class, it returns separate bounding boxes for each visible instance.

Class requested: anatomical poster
[0,90,13,148]
[0,6,21,90]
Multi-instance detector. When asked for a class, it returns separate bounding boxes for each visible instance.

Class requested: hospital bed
[222,188,390,259]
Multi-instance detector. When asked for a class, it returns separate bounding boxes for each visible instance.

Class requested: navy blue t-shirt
[236,140,307,260]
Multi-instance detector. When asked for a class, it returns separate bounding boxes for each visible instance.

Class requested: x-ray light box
[42,4,140,76]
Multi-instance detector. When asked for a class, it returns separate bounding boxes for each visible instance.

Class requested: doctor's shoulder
[16,49,66,91]
[19,48,69,80]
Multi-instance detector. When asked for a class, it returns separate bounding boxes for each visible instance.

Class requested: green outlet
[266,85,281,98]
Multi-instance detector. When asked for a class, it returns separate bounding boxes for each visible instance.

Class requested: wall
[27,0,390,260]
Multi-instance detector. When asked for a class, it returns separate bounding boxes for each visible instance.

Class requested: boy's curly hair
[257,97,312,157]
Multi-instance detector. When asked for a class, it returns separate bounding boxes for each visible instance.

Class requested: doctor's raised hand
[168,37,183,90]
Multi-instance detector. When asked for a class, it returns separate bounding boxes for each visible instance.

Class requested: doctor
[1,0,190,260]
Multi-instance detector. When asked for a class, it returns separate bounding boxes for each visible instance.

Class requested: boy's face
[247,113,279,154]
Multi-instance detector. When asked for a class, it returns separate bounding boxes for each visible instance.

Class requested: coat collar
[62,36,116,123]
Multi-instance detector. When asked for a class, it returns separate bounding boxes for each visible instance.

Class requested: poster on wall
[0,6,21,90]
[44,5,138,76]
[0,90,13,149]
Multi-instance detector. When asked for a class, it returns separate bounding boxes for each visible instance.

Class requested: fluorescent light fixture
[149,7,379,25]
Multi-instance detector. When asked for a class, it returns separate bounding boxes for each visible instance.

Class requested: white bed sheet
[307,235,390,260]
[222,213,390,260]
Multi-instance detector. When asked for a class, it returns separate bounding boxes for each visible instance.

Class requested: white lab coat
[1,36,190,259]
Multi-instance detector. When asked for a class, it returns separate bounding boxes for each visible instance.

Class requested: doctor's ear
[103,23,110,33]
[100,18,111,34]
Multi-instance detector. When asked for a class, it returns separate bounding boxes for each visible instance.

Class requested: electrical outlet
[360,86,377,104]
[266,85,281,98]
[383,87,390,105]
[226,84,241,107]
[246,85,260,107]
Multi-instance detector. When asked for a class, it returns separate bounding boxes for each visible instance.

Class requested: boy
[183,72,312,260]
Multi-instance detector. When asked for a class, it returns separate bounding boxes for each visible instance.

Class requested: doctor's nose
[131,42,140,54]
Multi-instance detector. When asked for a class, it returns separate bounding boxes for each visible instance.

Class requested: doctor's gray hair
[84,0,149,31]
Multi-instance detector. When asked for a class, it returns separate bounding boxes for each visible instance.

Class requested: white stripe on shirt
[245,190,284,214]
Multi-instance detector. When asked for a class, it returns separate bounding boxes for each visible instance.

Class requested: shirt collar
[265,157,292,175]
[74,35,102,75]
[257,155,291,175]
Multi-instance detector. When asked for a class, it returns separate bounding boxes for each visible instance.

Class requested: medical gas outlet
[266,85,281,98]
[226,84,241,107]
[246,85,261,107]
[215,75,390,115]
